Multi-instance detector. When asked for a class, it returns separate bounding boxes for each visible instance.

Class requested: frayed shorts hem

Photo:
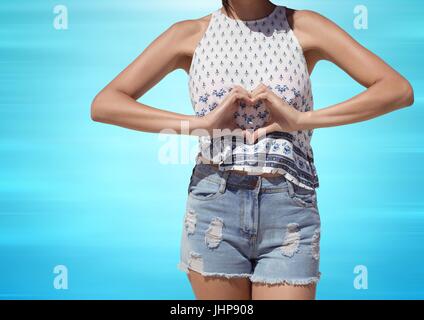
[177,262,321,286]
[249,274,321,286]
[177,262,252,279]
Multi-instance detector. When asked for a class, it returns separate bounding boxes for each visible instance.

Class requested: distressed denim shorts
[177,163,321,286]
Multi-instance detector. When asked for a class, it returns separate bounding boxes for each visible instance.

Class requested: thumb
[241,128,255,145]
[252,126,269,143]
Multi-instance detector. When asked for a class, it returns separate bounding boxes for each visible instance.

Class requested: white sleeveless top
[188,5,319,190]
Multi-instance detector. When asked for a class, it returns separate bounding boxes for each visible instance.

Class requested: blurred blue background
[0,0,423,299]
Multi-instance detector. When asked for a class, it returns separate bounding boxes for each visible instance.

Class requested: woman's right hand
[199,85,254,138]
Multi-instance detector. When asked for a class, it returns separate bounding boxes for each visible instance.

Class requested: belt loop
[219,170,231,193]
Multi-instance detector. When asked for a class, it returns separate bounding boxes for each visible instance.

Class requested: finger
[242,128,255,145]
[228,88,253,107]
[226,85,256,108]
[250,122,278,144]
[253,126,269,141]
[230,85,253,100]
[219,94,250,113]
[220,86,242,104]
[250,83,268,99]
[251,83,267,93]
[251,91,269,105]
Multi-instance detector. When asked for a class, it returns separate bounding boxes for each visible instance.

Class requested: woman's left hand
[243,83,308,144]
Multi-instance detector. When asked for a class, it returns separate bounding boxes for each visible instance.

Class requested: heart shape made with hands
[233,89,271,131]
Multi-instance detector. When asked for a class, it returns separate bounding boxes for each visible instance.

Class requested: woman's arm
[90,17,208,135]
[289,9,414,130]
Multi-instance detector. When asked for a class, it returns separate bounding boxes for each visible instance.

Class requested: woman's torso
[187,5,319,190]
